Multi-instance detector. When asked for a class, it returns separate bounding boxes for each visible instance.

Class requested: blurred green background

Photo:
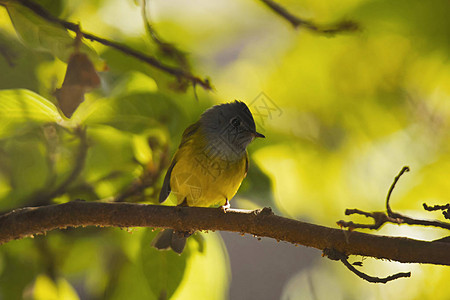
[0,0,449,299]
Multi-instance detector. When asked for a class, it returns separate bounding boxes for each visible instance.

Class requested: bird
[151,100,265,253]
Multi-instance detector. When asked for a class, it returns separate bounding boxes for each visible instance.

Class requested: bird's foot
[221,198,230,212]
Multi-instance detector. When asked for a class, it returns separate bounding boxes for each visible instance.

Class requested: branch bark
[1,201,449,266]
[259,0,359,34]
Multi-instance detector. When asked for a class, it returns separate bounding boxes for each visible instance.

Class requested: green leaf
[6,3,98,62]
[173,232,230,300]
[100,43,191,93]
[0,31,43,92]
[82,125,138,198]
[107,262,155,300]
[238,157,276,209]
[79,91,186,136]
[0,132,49,207]
[352,0,450,53]
[109,71,158,97]
[32,275,80,300]
[139,229,188,299]
[0,240,40,300]
[0,89,61,138]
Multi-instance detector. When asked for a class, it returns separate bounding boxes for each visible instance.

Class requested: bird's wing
[159,158,176,203]
[178,122,201,148]
[159,122,200,203]
[244,151,249,177]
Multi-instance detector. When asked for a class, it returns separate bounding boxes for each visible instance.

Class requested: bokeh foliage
[0,0,449,299]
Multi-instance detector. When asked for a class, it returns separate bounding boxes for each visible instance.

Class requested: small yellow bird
[152,100,264,253]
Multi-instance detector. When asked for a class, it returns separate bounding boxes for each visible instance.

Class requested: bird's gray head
[200,100,265,160]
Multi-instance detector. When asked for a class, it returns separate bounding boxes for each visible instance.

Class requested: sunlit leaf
[0,240,40,299]
[31,275,79,300]
[79,92,186,135]
[139,229,187,299]
[82,125,138,198]
[6,3,98,62]
[132,134,152,165]
[0,30,47,92]
[107,262,154,300]
[173,232,230,300]
[0,133,49,207]
[109,71,158,96]
[0,89,61,137]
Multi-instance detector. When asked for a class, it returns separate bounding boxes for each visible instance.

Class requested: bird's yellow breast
[169,129,248,207]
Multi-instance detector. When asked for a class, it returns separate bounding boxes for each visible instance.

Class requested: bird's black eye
[231,118,241,127]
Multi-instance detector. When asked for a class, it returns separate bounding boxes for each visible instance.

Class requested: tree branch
[423,202,450,220]
[337,166,450,231]
[323,248,411,284]
[259,0,359,34]
[386,166,409,214]
[9,0,212,90]
[1,202,450,266]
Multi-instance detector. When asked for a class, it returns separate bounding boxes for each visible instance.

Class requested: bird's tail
[151,229,192,254]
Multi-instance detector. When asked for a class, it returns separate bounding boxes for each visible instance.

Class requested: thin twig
[386,166,409,215]
[141,0,198,94]
[259,0,359,34]
[142,0,190,70]
[338,209,450,230]
[341,259,411,283]
[424,203,450,211]
[9,0,212,90]
[423,203,450,220]
[323,248,411,284]
[337,167,450,230]
[337,210,398,230]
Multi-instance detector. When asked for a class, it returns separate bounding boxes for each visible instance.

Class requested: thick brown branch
[1,202,449,265]
[259,0,359,34]
[10,0,212,90]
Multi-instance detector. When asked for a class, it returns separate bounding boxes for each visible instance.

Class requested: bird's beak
[254,131,265,138]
